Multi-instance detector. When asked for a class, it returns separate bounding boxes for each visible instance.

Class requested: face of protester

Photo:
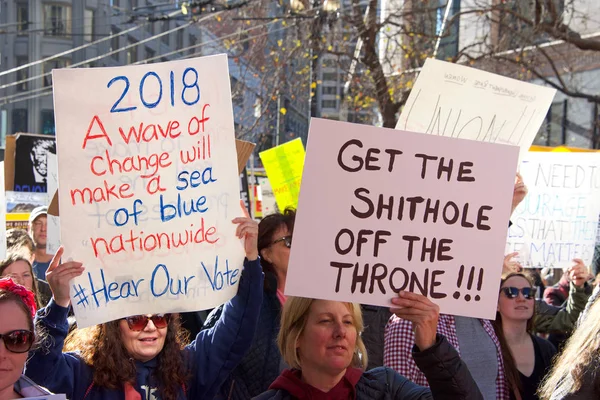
[1,261,34,291]
[29,215,47,248]
[262,225,291,276]
[119,316,167,363]
[0,301,31,397]
[296,300,357,376]
[498,276,534,321]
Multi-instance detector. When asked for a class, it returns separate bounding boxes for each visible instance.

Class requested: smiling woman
[254,295,483,400]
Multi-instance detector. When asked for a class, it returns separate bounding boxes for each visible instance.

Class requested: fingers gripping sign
[390,290,440,351]
[232,200,259,261]
[46,246,85,308]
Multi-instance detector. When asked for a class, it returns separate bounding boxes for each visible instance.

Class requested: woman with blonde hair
[538,296,600,399]
[254,291,482,399]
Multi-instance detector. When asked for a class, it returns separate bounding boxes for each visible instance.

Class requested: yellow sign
[259,138,305,211]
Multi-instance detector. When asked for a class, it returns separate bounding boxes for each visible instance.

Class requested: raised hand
[45,247,85,308]
[503,252,523,275]
[232,200,259,261]
[390,291,440,351]
[567,259,588,288]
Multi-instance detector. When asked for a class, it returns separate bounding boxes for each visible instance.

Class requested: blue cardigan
[25,258,263,400]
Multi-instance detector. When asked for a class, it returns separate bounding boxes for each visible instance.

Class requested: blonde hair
[277,297,368,370]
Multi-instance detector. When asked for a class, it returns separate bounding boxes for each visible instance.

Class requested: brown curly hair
[63,315,190,400]
[0,254,42,310]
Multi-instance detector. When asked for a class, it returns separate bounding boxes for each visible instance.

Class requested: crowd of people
[1,173,600,400]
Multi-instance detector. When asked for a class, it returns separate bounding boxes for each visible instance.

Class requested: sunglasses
[271,236,292,248]
[501,287,535,300]
[124,314,170,331]
[0,329,34,353]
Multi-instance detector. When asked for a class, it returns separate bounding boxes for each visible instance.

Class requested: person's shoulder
[532,334,557,353]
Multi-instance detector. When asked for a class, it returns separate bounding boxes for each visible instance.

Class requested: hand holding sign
[511,173,528,215]
[233,200,259,261]
[567,259,588,288]
[46,246,84,308]
[502,252,523,275]
[391,291,440,351]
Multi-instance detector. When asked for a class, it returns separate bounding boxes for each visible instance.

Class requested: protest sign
[286,119,518,319]
[396,59,556,161]
[13,134,56,193]
[5,191,46,230]
[52,55,245,327]
[0,162,5,259]
[46,153,60,255]
[259,138,304,211]
[506,152,600,269]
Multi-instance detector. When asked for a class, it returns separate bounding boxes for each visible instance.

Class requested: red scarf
[269,368,363,399]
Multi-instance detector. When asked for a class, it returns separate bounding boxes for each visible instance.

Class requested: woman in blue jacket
[25,213,263,400]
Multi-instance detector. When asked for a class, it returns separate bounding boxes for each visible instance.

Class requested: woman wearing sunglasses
[24,211,264,400]
[0,277,55,399]
[493,273,556,400]
[202,208,296,399]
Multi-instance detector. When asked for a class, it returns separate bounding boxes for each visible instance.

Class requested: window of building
[17,3,29,34]
[127,39,138,64]
[146,21,155,36]
[43,59,71,87]
[435,0,461,60]
[146,47,156,63]
[111,0,120,7]
[41,110,55,135]
[110,28,120,60]
[84,9,94,42]
[11,109,28,134]
[177,29,184,49]
[189,35,197,56]
[322,100,337,109]
[43,4,72,37]
[161,21,170,45]
[322,86,337,95]
[321,72,338,82]
[535,100,567,147]
[16,57,28,92]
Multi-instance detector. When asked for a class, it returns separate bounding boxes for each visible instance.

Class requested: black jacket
[253,335,483,400]
[203,271,284,399]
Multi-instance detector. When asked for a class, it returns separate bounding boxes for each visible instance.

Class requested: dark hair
[63,316,189,400]
[0,254,42,309]
[0,280,44,351]
[6,229,35,260]
[257,208,296,278]
[492,272,535,398]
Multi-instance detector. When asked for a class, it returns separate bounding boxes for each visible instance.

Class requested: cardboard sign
[507,152,600,268]
[52,55,245,327]
[396,59,556,161]
[46,153,60,255]
[5,191,46,231]
[259,138,304,211]
[286,119,518,319]
[13,134,56,193]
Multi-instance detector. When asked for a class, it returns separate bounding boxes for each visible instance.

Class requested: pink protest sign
[52,55,245,327]
[285,118,518,319]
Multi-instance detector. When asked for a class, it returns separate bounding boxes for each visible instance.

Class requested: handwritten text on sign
[52,55,244,327]
[286,119,518,320]
[507,152,600,268]
[396,59,556,161]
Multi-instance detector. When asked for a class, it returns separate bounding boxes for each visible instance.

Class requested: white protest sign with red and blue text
[52,55,244,327]
[286,119,518,319]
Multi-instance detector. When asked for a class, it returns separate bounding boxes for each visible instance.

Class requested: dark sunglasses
[501,287,535,300]
[124,314,170,331]
[0,329,34,353]
[271,236,292,248]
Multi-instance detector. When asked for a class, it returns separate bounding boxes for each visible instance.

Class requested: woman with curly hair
[538,293,600,399]
[24,213,264,400]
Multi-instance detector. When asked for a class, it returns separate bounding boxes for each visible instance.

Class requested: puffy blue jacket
[202,271,284,399]
[25,258,263,400]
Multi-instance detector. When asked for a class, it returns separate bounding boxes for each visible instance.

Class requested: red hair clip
[0,277,37,318]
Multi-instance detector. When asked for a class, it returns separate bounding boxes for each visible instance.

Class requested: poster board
[52,55,245,327]
[0,162,5,259]
[286,119,518,319]
[5,191,46,231]
[13,134,56,193]
[46,153,60,255]
[506,152,600,268]
[259,138,304,211]
[396,59,556,161]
